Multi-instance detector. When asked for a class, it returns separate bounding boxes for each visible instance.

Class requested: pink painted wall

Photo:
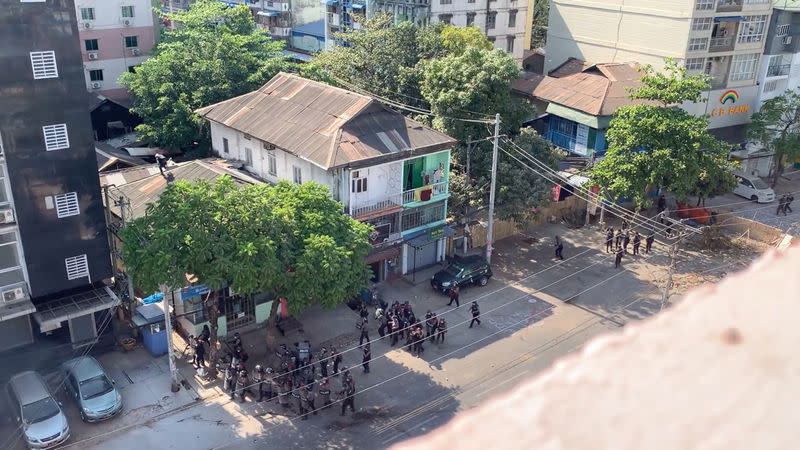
[78,26,156,61]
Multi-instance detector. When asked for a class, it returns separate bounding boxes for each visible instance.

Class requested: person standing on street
[390,314,400,346]
[235,369,248,403]
[645,232,655,254]
[194,338,206,369]
[377,308,387,338]
[253,365,265,402]
[448,285,460,307]
[605,228,614,253]
[361,343,371,373]
[339,375,356,417]
[614,229,623,249]
[437,317,447,343]
[469,301,481,328]
[777,194,787,216]
[554,235,564,260]
[632,232,641,256]
[424,310,435,341]
[318,347,329,379]
[623,231,631,254]
[331,346,342,376]
[785,194,794,213]
[615,246,624,269]
[358,317,370,346]
[318,377,332,409]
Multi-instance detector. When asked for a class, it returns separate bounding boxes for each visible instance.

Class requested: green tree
[120,178,371,374]
[590,60,737,207]
[531,0,549,49]
[121,0,288,151]
[748,89,800,188]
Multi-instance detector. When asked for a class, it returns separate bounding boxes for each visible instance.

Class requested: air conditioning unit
[0,209,14,224]
[91,81,102,89]
[784,35,793,45]
[2,287,26,303]
[130,48,140,56]
[123,19,132,26]
[83,21,92,29]
[88,52,99,60]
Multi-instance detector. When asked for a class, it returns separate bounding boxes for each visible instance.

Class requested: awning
[714,16,743,22]
[406,226,454,249]
[545,103,610,129]
[257,10,280,17]
[350,3,365,9]
[33,286,120,332]
[365,246,400,264]
[0,298,36,322]
[132,302,165,327]
[282,50,314,62]
[323,0,339,5]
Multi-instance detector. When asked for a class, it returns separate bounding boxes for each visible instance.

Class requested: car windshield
[21,397,60,424]
[751,178,769,190]
[444,264,464,277]
[80,375,114,400]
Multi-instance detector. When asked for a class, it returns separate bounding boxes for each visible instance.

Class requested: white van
[732,172,775,203]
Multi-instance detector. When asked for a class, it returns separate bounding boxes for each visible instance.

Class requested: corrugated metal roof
[196,73,457,170]
[517,61,652,117]
[108,159,262,219]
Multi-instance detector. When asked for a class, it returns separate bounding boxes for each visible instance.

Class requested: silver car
[6,371,70,449]
[62,356,123,423]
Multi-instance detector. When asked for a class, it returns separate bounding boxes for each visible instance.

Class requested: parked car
[732,172,775,203]
[431,255,493,293]
[6,371,70,449]
[62,356,123,423]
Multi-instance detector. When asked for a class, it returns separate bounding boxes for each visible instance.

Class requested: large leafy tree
[120,0,289,151]
[530,0,549,49]
[748,89,800,188]
[589,59,737,207]
[120,178,371,373]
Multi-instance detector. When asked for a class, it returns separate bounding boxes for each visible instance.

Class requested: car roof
[63,356,104,382]
[8,371,51,405]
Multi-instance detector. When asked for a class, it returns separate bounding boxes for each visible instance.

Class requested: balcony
[400,201,446,233]
[709,36,735,52]
[351,195,403,220]
[402,181,448,205]
[350,181,449,220]
[767,64,791,77]
[716,0,742,12]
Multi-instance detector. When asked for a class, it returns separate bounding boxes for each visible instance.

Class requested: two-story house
[196,73,457,280]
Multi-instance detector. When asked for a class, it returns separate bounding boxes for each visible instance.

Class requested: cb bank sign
[709,89,750,117]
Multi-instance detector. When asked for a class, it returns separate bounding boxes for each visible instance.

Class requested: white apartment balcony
[766,63,791,78]
[716,0,742,13]
[709,21,738,53]
[704,56,731,89]
[350,181,449,220]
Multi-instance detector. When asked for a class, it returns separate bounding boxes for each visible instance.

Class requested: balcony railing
[709,37,734,52]
[716,0,742,12]
[351,195,402,219]
[767,64,791,77]
[401,181,448,204]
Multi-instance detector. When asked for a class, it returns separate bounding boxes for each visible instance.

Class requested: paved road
[68,227,681,450]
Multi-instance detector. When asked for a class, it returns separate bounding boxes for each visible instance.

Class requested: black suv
[431,255,493,294]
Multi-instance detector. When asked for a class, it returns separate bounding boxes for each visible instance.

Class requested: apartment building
[757,2,800,104]
[429,0,531,60]
[546,0,773,139]
[196,73,457,279]
[0,0,115,352]
[75,0,159,100]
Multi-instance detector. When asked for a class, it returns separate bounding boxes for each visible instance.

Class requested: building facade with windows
[545,0,773,141]
[0,0,115,352]
[75,0,160,100]
[197,73,457,280]
[429,0,531,61]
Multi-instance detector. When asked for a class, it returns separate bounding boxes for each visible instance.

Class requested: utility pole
[464,136,472,255]
[660,232,682,312]
[161,284,181,392]
[116,195,137,314]
[486,113,501,263]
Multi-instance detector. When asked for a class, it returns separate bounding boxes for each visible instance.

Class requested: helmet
[239,369,247,376]
[255,364,262,372]
[266,367,274,374]
[234,332,240,339]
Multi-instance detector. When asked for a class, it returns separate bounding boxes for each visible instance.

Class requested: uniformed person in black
[605,228,614,253]
[614,246,624,268]
[622,231,631,253]
[632,231,641,256]
[469,301,481,328]
[340,375,356,417]
[645,232,655,254]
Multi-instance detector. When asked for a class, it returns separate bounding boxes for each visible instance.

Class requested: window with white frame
[54,192,80,218]
[685,57,705,71]
[30,51,58,79]
[687,38,708,52]
[0,166,8,207]
[121,5,135,17]
[292,166,302,184]
[65,254,89,281]
[763,79,779,93]
[351,171,367,193]
[0,231,25,290]
[244,147,253,166]
[738,15,767,44]
[695,0,713,10]
[730,53,759,81]
[42,124,69,151]
[777,24,790,37]
[80,7,95,20]
[692,17,712,31]
[267,151,277,176]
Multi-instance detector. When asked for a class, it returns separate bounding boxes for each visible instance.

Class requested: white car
[732,172,775,203]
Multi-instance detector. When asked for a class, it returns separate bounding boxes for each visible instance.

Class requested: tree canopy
[589,59,737,207]
[120,178,372,315]
[120,0,289,151]
[748,88,800,187]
